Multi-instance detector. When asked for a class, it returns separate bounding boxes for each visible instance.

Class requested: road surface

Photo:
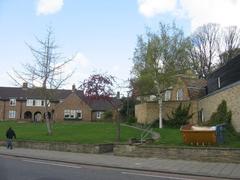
[0,155,227,180]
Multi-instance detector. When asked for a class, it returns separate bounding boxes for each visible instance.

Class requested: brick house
[0,83,120,122]
[135,75,207,124]
[199,54,240,132]
[135,54,240,132]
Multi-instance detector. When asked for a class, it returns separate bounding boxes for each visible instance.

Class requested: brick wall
[54,93,92,121]
[199,82,240,132]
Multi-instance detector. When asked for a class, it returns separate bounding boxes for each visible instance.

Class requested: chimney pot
[22,82,28,89]
[72,84,76,92]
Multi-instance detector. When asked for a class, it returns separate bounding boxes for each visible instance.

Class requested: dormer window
[9,99,16,106]
[176,89,184,101]
[164,90,171,101]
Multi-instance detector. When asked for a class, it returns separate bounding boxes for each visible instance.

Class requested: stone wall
[199,82,240,132]
[114,144,240,163]
[0,140,114,154]
[135,101,198,124]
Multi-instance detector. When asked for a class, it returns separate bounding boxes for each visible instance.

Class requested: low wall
[0,140,113,154]
[114,144,240,163]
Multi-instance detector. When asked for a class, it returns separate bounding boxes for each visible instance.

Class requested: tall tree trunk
[158,97,163,128]
[116,109,120,142]
[45,99,52,135]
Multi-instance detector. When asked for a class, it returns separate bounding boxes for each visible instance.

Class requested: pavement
[0,146,240,179]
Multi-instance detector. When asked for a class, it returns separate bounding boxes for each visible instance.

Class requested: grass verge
[0,121,142,144]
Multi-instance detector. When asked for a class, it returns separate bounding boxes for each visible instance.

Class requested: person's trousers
[6,139,13,149]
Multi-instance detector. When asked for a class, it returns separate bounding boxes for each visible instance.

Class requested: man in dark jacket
[6,127,16,149]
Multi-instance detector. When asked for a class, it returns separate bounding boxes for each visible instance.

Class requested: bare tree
[189,23,220,79]
[9,28,74,135]
[79,73,122,142]
[219,26,240,65]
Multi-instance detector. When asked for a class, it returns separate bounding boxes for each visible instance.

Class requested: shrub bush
[166,103,193,128]
[207,100,232,126]
[126,116,137,125]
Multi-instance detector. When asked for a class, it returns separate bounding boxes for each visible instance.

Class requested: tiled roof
[0,86,121,111]
[0,87,75,100]
[181,78,207,100]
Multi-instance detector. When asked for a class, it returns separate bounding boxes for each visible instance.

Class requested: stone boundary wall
[0,141,113,154]
[114,144,240,163]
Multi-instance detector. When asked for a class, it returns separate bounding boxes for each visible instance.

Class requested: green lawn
[153,128,184,146]
[0,121,142,144]
[153,127,240,148]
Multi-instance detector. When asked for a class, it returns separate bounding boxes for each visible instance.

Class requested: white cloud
[62,52,93,88]
[37,0,64,15]
[138,0,240,31]
[138,0,177,17]
[179,0,240,30]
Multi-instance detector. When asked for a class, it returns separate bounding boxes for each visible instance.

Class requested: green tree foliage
[119,97,136,119]
[166,103,193,128]
[208,100,232,126]
[132,22,191,128]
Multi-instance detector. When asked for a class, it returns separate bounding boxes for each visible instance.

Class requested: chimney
[72,84,76,92]
[22,82,28,90]
[116,91,120,99]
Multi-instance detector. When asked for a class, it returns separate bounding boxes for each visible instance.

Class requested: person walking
[6,127,16,149]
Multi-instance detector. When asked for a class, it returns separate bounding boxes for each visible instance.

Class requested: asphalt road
[0,155,225,180]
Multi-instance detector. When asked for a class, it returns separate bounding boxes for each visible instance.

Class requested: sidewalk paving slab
[0,146,239,179]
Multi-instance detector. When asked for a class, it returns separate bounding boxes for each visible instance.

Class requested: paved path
[122,124,160,140]
[0,146,239,179]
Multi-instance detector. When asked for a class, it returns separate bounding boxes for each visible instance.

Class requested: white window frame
[64,109,82,119]
[217,77,221,88]
[164,90,171,101]
[26,99,33,106]
[76,110,82,119]
[176,89,184,101]
[35,100,42,107]
[9,99,16,106]
[96,112,103,119]
[9,110,16,119]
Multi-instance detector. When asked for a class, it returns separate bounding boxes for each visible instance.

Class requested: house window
[76,110,82,119]
[35,100,42,107]
[164,90,171,101]
[26,99,33,106]
[64,109,82,119]
[9,99,16,106]
[198,109,204,123]
[176,89,184,101]
[41,100,45,106]
[26,99,48,107]
[64,110,70,118]
[9,110,16,119]
[217,77,221,88]
[96,112,103,119]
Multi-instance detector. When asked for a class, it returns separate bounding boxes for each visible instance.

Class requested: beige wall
[135,100,198,124]
[199,83,240,132]
[135,102,159,124]
[54,93,92,121]
[170,77,190,101]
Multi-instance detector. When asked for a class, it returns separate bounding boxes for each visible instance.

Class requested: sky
[1,0,240,94]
